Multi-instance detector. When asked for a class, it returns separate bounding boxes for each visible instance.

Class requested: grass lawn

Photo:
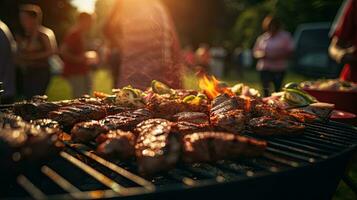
[45,68,356,200]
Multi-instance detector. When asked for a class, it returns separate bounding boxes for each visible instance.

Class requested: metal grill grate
[6,120,357,199]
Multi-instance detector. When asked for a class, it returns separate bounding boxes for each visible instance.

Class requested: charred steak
[71,120,108,143]
[96,130,136,159]
[248,116,305,136]
[135,119,180,175]
[101,109,153,131]
[182,132,267,163]
[210,94,246,133]
[48,104,107,128]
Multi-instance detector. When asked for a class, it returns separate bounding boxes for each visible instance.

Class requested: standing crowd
[182,14,295,98]
[1,0,355,102]
[0,0,183,103]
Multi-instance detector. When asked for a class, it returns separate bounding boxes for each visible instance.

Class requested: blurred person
[182,45,195,69]
[104,0,182,90]
[329,0,357,82]
[253,15,294,97]
[195,43,211,74]
[209,43,227,78]
[103,1,122,88]
[0,20,17,103]
[232,47,244,78]
[16,4,57,99]
[60,12,95,98]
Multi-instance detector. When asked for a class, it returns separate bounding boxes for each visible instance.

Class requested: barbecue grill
[2,118,356,200]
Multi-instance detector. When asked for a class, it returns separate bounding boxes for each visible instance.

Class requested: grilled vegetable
[282,88,317,106]
[151,80,174,95]
[231,83,244,95]
[183,94,207,106]
[113,86,145,108]
[284,82,300,90]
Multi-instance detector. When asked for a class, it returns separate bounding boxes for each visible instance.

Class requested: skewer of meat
[182,132,267,163]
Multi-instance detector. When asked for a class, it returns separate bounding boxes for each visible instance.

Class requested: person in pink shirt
[253,15,294,96]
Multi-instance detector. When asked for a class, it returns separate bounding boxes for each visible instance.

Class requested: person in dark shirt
[16,4,57,99]
[0,20,17,103]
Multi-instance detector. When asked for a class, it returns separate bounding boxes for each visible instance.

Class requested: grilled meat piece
[13,96,112,121]
[146,94,209,119]
[248,116,305,136]
[31,118,61,129]
[174,121,211,135]
[13,101,61,121]
[0,114,60,174]
[172,112,211,135]
[210,94,246,133]
[210,109,246,133]
[71,121,108,143]
[101,109,153,131]
[96,130,136,159]
[135,119,180,175]
[172,112,209,124]
[0,113,27,128]
[48,104,107,128]
[288,109,318,123]
[70,109,151,143]
[183,132,267,163]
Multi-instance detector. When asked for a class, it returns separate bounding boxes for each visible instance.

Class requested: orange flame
[198,75,234,99]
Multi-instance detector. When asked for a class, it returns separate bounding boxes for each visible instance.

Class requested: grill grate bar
[77,148,155,190]
[166,170,198,186]
[300,134,348,147]
[304,131,355,145]
[266,147,316,163]
[268,141,328,159]
[308,123,357,139]
[41,165,81,195]
[263,152,300,167]
[306,126,357,140]
[17,175,47,200]
[269,138,334,155]
[60,151,127,195]
[287,137,342,151]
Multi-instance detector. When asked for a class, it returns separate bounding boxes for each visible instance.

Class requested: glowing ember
[198,75,233,99]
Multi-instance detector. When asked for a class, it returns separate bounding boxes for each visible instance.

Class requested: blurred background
[0,0,345,99]
[0,0,355,199]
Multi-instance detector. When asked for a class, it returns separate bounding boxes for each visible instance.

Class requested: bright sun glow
[71,0,96,13]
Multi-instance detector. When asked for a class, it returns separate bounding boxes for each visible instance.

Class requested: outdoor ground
[45,68,356,200]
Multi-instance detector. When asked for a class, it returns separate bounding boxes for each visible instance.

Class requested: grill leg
[342,174,357,196]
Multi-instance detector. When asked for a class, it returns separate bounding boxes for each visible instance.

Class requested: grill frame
[1,116,357,200]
